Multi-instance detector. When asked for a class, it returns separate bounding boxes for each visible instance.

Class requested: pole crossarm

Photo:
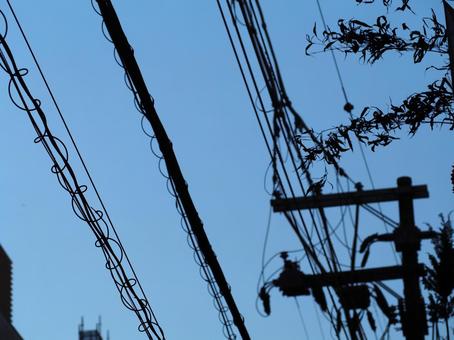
[273,264,425,296]
[271,177,431,339]
[271,184,428,212]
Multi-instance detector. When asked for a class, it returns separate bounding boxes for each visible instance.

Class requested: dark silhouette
[0,245,23,340]
[304,0,453,180]
[79,318,108,340]
[93,1,250,339]
[267,177,436,339]
[423,214,454,339]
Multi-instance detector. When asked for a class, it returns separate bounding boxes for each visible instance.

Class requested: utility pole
[396,177,427,340]
[270,176,434,339]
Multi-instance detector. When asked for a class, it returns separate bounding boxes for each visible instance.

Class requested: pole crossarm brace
[95,1,251,339]
[271,184,428,212]
[273,264,425,296]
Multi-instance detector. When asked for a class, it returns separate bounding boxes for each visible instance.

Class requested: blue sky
[0,0,452,339]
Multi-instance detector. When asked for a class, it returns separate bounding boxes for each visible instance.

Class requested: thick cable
[93,1,251,338]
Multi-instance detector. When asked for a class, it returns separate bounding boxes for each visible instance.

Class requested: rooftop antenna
[97,315,102,334]
[79,317,84,332]
[79,317,103,340]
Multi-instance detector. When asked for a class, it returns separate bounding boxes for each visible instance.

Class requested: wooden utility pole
[396,177,427,340]
[271,176,433,340]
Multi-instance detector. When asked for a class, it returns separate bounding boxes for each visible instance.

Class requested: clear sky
[0,0,452,339]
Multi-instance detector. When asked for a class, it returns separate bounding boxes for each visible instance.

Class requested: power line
[313,0,400,264]
[0,18,164,338]
[294,297,310,339]
[4,0,164,308]
[92,1,251,339]
[217,1,363,337]
[217,0,333,276]
[216,1,414,338]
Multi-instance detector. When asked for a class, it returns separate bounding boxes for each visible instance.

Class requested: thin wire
[362,204,399,229]
[375,281,402,300]
[219,0,328,274]
[313,299,328,340]
[0,33,163,339]
[5,0,158,302]
[247,0,349,274]
[242,3,359,335]
[222,0,406,338]
[219,0,319,268]
[219,0,327,276]
[314,0,399,265]
[294,297,310,339]
[219,1,354,335]
[226,0,335,273]
[260,205,273,286]
[314,0,349,104]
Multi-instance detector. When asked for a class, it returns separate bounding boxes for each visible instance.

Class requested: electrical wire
[217,1,367,337]
[216,1,413,338]
[91,1,251,338]
[313,0,399,265]
[220,0,334,274]
[314,0,350,105]
[217,0,333,280]
[294,297,310,339]
[4,2,166,325]
[0,13,164,339]
[314,299,328,340]
[219,1,379,336]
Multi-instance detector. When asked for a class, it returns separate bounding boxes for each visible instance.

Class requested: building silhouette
[79,317,108,340]
[0,245,23,340]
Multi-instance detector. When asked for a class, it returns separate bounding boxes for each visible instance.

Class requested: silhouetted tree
[301,0,453,174]
[305,5,454,335]
[423,213,454,339]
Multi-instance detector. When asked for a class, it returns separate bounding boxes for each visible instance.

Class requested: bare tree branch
[306,11,447,63]
[296,77,453,166]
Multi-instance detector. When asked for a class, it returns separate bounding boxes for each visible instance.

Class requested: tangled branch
[354,0,413,12]
[296,77,454,165]
[306,11,447,64]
